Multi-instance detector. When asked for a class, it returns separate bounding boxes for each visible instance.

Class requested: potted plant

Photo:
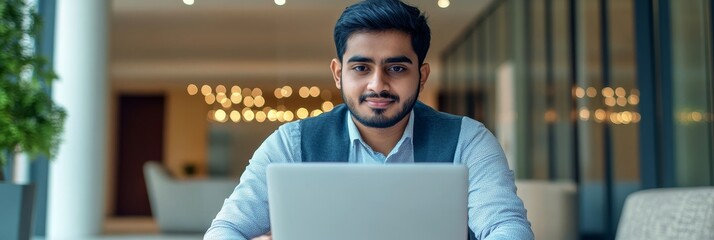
[0,0,66,239]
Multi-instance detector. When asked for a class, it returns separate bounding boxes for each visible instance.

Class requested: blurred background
[4,0,711,239]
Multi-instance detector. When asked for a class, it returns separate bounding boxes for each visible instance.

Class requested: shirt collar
[346,109,415,145]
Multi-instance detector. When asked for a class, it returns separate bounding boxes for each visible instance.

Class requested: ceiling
[110,0,493,88]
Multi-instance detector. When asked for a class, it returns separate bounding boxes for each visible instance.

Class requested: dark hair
[333,0,431,66]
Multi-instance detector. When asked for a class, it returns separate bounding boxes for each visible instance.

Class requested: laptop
[267,163,468,240]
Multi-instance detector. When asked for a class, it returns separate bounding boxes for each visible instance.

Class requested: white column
[48,0,108,238]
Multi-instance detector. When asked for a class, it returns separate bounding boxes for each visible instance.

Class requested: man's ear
[330,58,342,90]
[418,62,430,93]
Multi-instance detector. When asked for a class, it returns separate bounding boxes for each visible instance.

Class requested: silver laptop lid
[267,163,468,240]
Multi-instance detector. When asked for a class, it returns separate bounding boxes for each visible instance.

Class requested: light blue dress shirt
[204,111,533,240]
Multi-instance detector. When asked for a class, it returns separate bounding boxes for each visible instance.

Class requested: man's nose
[367,70,389,93]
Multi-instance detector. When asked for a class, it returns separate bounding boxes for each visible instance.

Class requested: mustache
[359,91,400,103]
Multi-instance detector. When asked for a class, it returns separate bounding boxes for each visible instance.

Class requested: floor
[104,217,160,234]
[34,217,204,240]
[34,235,202,240]
[101,217,203,239]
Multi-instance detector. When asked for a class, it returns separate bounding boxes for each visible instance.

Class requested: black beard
[359,91,399,116]
[342,84,420,129]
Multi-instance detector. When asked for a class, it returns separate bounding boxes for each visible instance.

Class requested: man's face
[330,30,430,128]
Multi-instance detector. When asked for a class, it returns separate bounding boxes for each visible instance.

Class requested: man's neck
[353,114,410,156]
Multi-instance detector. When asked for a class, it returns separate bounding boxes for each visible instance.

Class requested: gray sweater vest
[299,101,462,162]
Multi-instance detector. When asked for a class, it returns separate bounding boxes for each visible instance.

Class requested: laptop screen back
[267,163,468,240]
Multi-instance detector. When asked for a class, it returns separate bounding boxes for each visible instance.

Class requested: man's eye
[388,66,406,72]
[353,66,368,72]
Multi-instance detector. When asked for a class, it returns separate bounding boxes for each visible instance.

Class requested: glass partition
[439,0,712,238]
[670,0,714,187]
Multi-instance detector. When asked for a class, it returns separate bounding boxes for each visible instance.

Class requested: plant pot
[0,183,35,240]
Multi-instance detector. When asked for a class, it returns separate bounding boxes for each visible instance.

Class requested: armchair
[143,161,238,233]
[616,187,714,240]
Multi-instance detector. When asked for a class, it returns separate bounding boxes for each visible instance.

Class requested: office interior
[4,0,712,239]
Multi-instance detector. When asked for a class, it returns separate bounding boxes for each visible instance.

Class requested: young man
[204,1,533,239]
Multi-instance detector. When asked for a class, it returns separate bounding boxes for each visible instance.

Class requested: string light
[201,85,212,96]
[268,109,278,122]
[276,111,285,122]
[231,93,242,104]
[251,88,263,97]
[242,88,252,98]
[621,111,633,124]
[573,86,642,108]
[322,101,334,112]
[299,87,310,98]
[274,88,283,99]
[254,96,265,107]
[216,85,226,94]
[677,111,714,123]
[205,94,216,105]
[543,109,557,122]
[579,108,591,121]
[221,99,232,109]
[244,96,255,107]
[628,95,639,105]
[243,110,255,122]
[281,86,293,98]
[256,111,267,122]
[297,108,309,119]
[190,84,340,123]
[594,109,607,123]
[197,84,650,126]
[615,87,626,97]
[575,87,585,98]
[216,93,227,104]
[214,109,227,122]
[230,110,241,122]
[231,85,241,94]
[207,83,676,126]
[610,112,621,124]
[576,107,644,125]
[207,110,215,120]
[284,111,294,121]
[605,97,616,107]
[586,87,597,98]
[691,112,703,122]
[309,86,320,97]
[602,87,614,98]
[616,97,627,107]
[187,84,198,95]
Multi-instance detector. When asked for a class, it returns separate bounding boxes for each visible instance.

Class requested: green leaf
[0,0,65,166]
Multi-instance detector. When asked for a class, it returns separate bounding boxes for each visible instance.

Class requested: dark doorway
[114,95,165,216]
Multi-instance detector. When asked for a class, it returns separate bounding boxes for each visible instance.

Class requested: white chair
[143,161,238,233]
[516,180,578,240]
[616,187,714,240]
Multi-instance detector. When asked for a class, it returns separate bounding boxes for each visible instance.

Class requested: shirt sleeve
[457,118,534,240]
[204,122,301,240]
